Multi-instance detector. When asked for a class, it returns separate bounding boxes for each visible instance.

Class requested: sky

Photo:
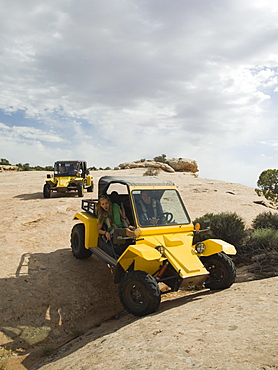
[1,0,278,188]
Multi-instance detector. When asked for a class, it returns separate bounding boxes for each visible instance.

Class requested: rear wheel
[201,252,236,290]
[119,271,161,316]
[70,223,92,259]
[43,183,50,198]
[77,183,84,197]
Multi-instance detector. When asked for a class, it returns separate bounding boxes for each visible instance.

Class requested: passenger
[97,195,135,242]
[60,164,67,174]
[136,190,165,225]
[71,163,82,175]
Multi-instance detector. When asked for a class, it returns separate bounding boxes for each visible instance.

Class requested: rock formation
[167,158,198,173]
[115,160,175,173]
[0,165,18,172]
[115,158,198,173]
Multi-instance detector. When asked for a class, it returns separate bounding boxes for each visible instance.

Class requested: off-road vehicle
[71,176,236,316]
[43,160,93,198]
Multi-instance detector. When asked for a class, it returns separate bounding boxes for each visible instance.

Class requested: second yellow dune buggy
[70,176,236,316]
[43,160,93,198]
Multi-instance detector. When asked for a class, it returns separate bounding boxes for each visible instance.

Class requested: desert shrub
[251,211,278,230]
[143,167,159,176]
[248,228,278,252]
[193,212,246,247]
[153,154,167,163]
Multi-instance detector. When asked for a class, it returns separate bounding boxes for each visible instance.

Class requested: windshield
[132,189,191,227]
[54,162,81,176]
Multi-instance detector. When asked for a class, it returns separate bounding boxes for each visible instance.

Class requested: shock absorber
[156,261,169,280]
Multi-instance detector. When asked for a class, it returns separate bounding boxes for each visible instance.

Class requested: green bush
[193,212,246,247]
[143,167,159,176]
[248,228,278,252]
[153,154,167,163]
[256,169,278,203]
[252,211,278,230]
[0,158,10,165]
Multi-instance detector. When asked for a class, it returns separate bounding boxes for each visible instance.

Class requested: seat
[109,191,129,227]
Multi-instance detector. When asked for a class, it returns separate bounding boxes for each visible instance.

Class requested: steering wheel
[162,212,174,223]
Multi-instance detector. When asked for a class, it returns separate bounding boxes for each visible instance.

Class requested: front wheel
[70,223,92,259]
[43,183,50,198]
[201,252,236,290]
[77,183,84,197]
[119,271,161,316]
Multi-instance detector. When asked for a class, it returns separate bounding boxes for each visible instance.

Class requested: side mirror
[47,174,51,178]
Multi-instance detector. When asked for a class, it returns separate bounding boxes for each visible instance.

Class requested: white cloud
[1,0,278,187]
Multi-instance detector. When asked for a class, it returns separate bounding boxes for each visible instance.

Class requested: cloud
[1,0,278,187]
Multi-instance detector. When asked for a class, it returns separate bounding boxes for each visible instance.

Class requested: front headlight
[195,242,206,254]
[155,245,165,256]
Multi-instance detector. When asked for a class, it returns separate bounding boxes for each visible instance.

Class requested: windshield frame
[54,161,81,176]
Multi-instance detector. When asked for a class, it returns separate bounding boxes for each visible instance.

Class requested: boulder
[0,165,18,172]
[167,158,198,173]
[116,160,175,173]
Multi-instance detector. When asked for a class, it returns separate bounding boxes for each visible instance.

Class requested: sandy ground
[0,169,277,369]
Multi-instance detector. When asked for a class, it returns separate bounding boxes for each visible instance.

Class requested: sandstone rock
[116,160,175,173]
[0,165,18,172]
[167,158,198,173]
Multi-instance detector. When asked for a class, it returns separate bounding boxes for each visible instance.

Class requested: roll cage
[54,160,88,178]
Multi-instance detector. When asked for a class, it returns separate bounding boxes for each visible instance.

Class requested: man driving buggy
[136,190,165,226]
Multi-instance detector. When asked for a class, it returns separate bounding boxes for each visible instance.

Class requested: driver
[136,190,165,226]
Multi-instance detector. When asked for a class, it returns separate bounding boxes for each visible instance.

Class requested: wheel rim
[125,281,149,309]
[207,263,225,282]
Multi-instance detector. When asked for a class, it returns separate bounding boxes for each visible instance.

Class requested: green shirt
[101,203,123,231]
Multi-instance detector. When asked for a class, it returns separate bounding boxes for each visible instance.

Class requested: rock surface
[115,160,175,172]
[0,168,277,369]
[0,164,18,171]
[167,157,198,173]
[34,277,278,370]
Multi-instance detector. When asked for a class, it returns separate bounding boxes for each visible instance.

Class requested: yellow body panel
[73,212,98,249]
[46,176,84,188]
[45,177,56,185]
[200,239,237,256]
[118,245,163,276]
[131,232,209,278]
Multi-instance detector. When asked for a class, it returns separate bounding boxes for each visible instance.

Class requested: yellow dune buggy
[71,176,236,316]
[43,160,93,198]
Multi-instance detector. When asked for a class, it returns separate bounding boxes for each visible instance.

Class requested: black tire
[43,183,51,198]
[201,252,236,290]
[119,270,161,316]
[70,223,92,259]
[87,185,93,192]
[77,183,84,197]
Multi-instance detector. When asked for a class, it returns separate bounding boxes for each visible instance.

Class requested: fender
[118,244,164,276]
[73,212,98,249]
[86,175,93,187]
[199,239,237,256]
[45,177,57,186]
